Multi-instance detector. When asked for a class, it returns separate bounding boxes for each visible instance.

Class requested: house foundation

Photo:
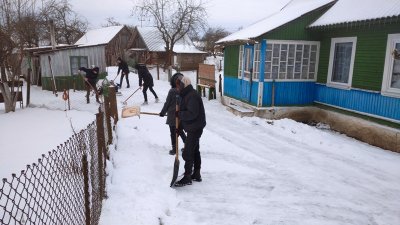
[223,96,400,153]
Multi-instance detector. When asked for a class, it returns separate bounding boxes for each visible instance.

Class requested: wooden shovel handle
[140,112,159,116]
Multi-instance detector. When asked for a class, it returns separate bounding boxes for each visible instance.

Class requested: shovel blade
[170,158,180,187]
[121,105,140,118]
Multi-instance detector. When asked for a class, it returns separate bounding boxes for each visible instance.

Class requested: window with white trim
[238,45,244,78]
[253,43,260,80]
[327,37,357,89]
[382,34,400,97]
[264,41,319,80]
[243,48,252,79]
[70,56,88,76]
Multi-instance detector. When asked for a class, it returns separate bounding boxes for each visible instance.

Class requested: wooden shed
[129,26,206,71]
[29,25,133,91]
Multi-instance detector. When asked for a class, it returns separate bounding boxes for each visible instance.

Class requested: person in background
[135,63,159,105]
[79,65,100,104]
[117,57,130,88]
[174,75,206,187]
[159,73,187,155]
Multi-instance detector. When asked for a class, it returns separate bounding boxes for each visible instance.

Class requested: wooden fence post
[96,112,106,200]
[82,153,90,225]
[108,86,118,125]
[103,95,112,146]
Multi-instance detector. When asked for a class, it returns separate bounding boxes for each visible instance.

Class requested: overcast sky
[69,0,289,33]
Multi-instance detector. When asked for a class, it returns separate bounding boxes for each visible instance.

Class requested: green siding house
[217,0,400,124]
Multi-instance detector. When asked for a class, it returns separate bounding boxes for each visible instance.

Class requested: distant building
[25,25,133,91]
[129,26,206,71]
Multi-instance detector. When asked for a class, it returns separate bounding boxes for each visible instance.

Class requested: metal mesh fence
[0,86,118,225]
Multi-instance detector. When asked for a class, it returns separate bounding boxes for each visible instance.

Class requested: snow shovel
[170,94,180,187]
[121,105,159,118]
[121,87,141,105]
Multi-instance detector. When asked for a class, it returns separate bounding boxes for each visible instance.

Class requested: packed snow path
[99,73,400,225]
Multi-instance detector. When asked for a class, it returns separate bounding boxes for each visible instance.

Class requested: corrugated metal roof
[217,0,334,44]
[137,27,205,54]
[310,0,400,27]
[75,25,124,47]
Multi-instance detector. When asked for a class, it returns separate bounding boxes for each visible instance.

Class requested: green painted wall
[316,23,400,91]
[224,45,239,77]
[259,5,332,41]
[42,72,108,91]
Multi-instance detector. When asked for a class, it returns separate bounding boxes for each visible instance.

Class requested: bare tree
[40,0,87,45]
[0,0,88,112]
[102,17,122,27]
[202,27,230,57]
[133,0,207,68]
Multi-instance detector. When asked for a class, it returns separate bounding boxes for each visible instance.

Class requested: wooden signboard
[198,64,216,87]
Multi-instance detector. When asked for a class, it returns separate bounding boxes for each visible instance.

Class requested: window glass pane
[331,42,353,83]
[287,66,294,79]
[288,45,295,58]
[295,62,301,73]
[295,51,302,62]
[279,62,286,72]
[272,66,279,79]
[391,43,400,89]
[288,58,294,66]
[80,57,88,68]
[296,45,303,51]
[265,62,271,72]
[272,58,279,65]
[311,45,317,52]
[273,44,280,57]
[280,51,287,61]
[266,51,272,61]
[310,51,317,62]
[267,44,272,51]
[302,66,308,79]
[279,73,286,79]
[71,57,79,75]
[309,62,315,73]
[265,72,271,79]
[309,73,315,79]
[303,45,310,58]
[294,72,301,79]
[281,44,288,51]
[303,58,309,65]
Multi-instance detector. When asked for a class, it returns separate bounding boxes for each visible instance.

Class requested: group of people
[80,57,206,187]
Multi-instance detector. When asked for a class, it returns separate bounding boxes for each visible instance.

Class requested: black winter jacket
[135,64,154,87]
[117,60,130,75]
[178,84,206,132]
[160,88,179,126]
[79,67,98,83]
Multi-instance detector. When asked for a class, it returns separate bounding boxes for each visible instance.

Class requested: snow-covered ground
[1,65,400,225]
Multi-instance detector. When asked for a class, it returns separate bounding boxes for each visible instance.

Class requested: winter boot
[155,98,160,103]
[169,149,176,155]
[191,170,202,182]
[142,101,148,105]
[174,175,192,187]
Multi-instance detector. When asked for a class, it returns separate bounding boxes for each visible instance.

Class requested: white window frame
[327,37,357,89]
[382,33,400,98]
[264,40,320,82]
[238,45,244,78]
[252,43,261,81]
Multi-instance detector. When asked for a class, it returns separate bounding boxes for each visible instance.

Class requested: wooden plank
[198,64,216,87]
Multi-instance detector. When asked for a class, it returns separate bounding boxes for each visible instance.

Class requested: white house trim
[381,33,400,98]
[327,37,357,90]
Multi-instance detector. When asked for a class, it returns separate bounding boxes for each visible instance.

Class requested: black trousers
[182,129,203,176]
[142,85,158,101]
[169,125,186,149]
[119,72,130,87]
[85,81,99,102]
